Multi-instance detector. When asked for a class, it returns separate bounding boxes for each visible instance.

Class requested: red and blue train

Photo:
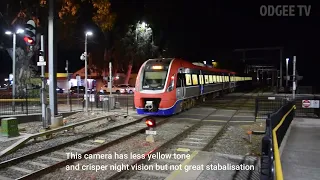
[134,58,252,116]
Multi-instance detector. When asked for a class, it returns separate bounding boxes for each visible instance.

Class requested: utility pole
[109,62,112,95]
[65,60,69,106]
[293,56,296,99]
[39,35,47,128]
[12,33,16,112]
[280,49,283,88]
[48,0,58,124]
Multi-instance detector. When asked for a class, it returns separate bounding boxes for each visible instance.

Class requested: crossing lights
[145,118,156,128]
[24,20,36,46]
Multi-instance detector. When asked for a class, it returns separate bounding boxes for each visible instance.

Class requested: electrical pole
[85,35,88,113]
[49,0,58,124]
[12,33,16,112]
[65,60,69,107]
[39,35,47,128]
[109,62,112,95]
[293,56,296,99]
[280,49,283,88]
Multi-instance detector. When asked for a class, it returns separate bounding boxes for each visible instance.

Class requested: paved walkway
[282,118,320,180]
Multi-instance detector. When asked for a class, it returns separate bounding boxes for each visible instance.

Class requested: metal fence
[0,91,135,116]
[260,101,296,180]
[255,94,320,119]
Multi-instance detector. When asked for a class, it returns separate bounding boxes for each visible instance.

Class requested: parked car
[100,85,122,94]
[117,84,135,94]
[70,86,95,94]
[100,84,135,94]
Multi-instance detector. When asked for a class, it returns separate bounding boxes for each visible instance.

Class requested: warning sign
[302,100,319,108]
[302,100,310,108]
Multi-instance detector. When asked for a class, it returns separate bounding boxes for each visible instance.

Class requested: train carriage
[134,58,252,116]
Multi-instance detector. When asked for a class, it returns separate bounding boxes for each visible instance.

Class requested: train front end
[134,58,178,116]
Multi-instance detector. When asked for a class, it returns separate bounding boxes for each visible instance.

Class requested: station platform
[164,151,260,180]
[281,118,320,180]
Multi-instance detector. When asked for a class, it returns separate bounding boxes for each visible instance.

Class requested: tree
[1,0,115,96]
[91,0,116,75]
[110,21,159,84]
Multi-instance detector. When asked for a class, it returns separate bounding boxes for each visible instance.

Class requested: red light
[171,75,174,80]
[146,120,153,126]
[145,119,156,127]
[24,36,34,44]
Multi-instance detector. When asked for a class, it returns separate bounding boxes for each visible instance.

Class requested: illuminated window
[199,75,204,84]
[204,75,209,84]
[209,75,213,83]
[225,76,229,82]
[192,74,198,85]
[185,74,192,86]
[212,75,217,83]
[216,76,220,82]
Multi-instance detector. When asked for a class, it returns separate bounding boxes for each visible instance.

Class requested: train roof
[146,58,240,75]
[173,58,236,74]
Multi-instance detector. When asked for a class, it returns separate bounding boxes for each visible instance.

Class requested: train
[134,58,252,116]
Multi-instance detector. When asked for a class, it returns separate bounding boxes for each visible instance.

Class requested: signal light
[145,118,156,128]
[24,36,35,45]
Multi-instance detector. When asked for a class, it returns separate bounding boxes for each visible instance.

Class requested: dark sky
[1,0,320,87]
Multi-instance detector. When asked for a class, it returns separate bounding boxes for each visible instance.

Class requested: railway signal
[145,118,156,143]
[145,118,156,128]
[24,20,36,46]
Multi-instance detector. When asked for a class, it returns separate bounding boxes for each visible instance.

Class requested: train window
[212,75,217,83]
[220,76,224,82]
[185,74,192,86]
[199,75,204,84]
[209,75,213,84]
[204,75,209,84]
[225,76,229,82]
[192,74,198,85]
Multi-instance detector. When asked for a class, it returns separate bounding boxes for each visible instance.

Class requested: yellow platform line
[165,150,198,180]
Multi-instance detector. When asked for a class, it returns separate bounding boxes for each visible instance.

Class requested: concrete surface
[165,151,260,180]
[281,118,320,180]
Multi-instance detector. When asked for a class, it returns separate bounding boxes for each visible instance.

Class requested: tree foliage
[112,22,159,73]
[92,0,116,32]
[2,0,115,96]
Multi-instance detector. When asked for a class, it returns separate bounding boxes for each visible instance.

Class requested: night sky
[1,0,320,88]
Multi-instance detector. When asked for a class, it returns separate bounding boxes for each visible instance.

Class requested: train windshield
[142,71,168,90]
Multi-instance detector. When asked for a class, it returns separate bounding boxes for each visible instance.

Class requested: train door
[200,70,204,95]
[176,73,185,100]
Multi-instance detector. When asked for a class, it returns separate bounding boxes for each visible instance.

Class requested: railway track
[0,116,170,180]
[107,106,240,179]
[0,88,263,180]
[106,89,263,180]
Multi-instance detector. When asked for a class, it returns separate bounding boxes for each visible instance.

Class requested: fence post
[255,98,258,120]
[127,94,128,115]
[25,89,28,115]
[70,94,72,112]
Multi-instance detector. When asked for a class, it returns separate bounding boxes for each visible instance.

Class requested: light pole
[5,28,24,111]
[85,31,93,113]
[286,58,289,87]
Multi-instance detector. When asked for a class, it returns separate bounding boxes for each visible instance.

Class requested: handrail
[272,104,296,180]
